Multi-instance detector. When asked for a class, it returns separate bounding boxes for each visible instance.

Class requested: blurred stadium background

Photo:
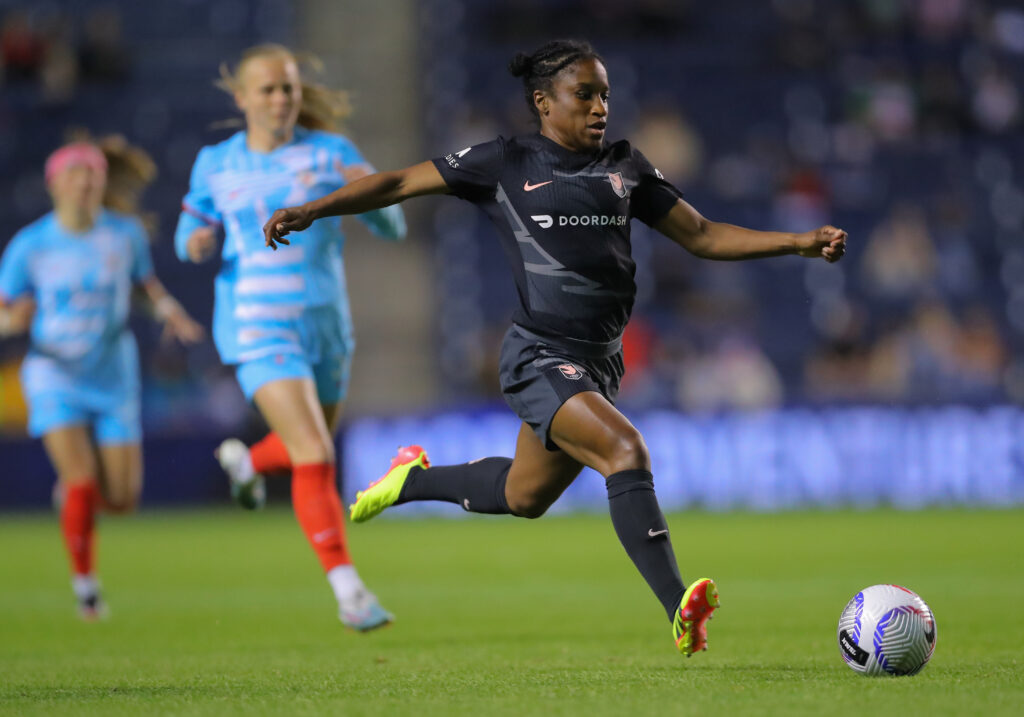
[1,0,1022,511]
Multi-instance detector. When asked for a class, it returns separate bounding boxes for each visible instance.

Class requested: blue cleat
[339,588,394,632]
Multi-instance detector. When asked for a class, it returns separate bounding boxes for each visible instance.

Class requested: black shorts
[498,324,625,451]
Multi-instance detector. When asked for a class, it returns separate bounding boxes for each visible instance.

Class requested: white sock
[72,574,99,600]
[326,564,364,603]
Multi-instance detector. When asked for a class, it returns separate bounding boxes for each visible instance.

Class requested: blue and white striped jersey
[0,209,153,376]
[174,127,406,364]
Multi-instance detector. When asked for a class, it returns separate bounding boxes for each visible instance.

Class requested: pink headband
[45,143,108,183]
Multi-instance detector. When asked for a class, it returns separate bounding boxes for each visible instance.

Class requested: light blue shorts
[21,349,141,444]
[235,352,352,404]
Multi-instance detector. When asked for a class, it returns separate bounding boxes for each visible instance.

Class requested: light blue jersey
[0,209,153,440]
[174,128,405,385]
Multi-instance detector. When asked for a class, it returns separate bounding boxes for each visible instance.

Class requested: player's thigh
[96,442,142,512]
[549,391,649,476]
[253,377,334,465]
[322,401,344,434]
[312,354,350,434]
[505,423,584,514]
[41,424,100,484]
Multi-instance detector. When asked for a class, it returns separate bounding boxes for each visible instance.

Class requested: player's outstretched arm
[655,198,847,263]
[138,277,204,345]
[263,161,448,249]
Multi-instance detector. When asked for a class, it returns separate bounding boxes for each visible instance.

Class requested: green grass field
[1,507,1022,716]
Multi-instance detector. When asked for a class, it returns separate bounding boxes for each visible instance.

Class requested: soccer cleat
[349,445,430,523]
[217,438,266,510]
[338,588,394,632]
[672,577,720,657]
[77,592,109,622]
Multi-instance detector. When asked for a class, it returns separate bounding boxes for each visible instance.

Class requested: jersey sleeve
[629,146,684,227]
[431,138,504,202]
[331,135,407,241]
[127,217,155,282]
[174,146,222,261]
[0,232,33,302]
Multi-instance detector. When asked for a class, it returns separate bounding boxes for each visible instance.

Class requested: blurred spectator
[618,315,657,399]
[773,165,829,233]
[955,303,1008,399]
[918,62,970,143]
[79,5,130,83]
[913,0,970,42]
[862,63,917,142]
[0,10,44,82]
[864,319,913,401]
[37,11,78,105]
[803,305,875,401]
[930,192,978,298]
[905,299,963,399]
[970,65,1020,134]
[630,105,703,186]
[676,333,783,412]
[860,203,937,301]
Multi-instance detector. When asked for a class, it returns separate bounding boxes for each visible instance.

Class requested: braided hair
[508,39,604,118]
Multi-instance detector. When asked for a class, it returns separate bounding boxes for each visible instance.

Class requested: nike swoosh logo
[648,528,668,538]
[463,499,471,511]
[523,180,553,192]
[313,528,338,543]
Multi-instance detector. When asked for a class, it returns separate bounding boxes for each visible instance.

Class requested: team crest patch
[557,363,584,380]
[607,172,627,198]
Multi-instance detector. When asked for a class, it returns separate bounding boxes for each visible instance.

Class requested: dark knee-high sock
[397,458,512,514]
[606,469,686,620]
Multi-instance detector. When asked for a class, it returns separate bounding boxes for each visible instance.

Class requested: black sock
[396,458,513,514]
[606,469,686,620]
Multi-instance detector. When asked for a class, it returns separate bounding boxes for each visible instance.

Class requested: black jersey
[432,134,682,345]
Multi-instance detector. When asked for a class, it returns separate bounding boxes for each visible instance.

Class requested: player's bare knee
[604,431,650,474]
[62,472,98,487]
[103,496,138,514]
[509,495,550,519]
[286,435,335,465]
[102,487,140,514]
[505,485,553,519]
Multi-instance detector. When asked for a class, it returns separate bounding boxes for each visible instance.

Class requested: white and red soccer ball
[837,584,937,676]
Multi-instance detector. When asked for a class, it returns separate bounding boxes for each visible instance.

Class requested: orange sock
[250,432,291,475]
[292,462,351,572]
[61,480,98,576]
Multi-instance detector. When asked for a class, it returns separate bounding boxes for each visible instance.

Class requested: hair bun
[507,52,533,77]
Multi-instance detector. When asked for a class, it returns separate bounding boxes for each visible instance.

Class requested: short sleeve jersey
[0,209,153,370]
[175,127,404,364]
[432,134,682,344]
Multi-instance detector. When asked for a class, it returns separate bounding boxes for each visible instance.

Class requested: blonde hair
[62,130,157,217]
[216,43,352,132]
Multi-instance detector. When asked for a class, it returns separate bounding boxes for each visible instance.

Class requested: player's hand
[797,225,847,263]
[161,307,204,345]
[186,226,218,263]
[0,298,35,336]
[263,206,313,250]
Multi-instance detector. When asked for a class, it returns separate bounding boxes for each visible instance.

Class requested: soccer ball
[837,584,936,676]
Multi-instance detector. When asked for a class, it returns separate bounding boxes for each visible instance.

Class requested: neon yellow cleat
[673,577,720,657]
[350,445,430,523]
